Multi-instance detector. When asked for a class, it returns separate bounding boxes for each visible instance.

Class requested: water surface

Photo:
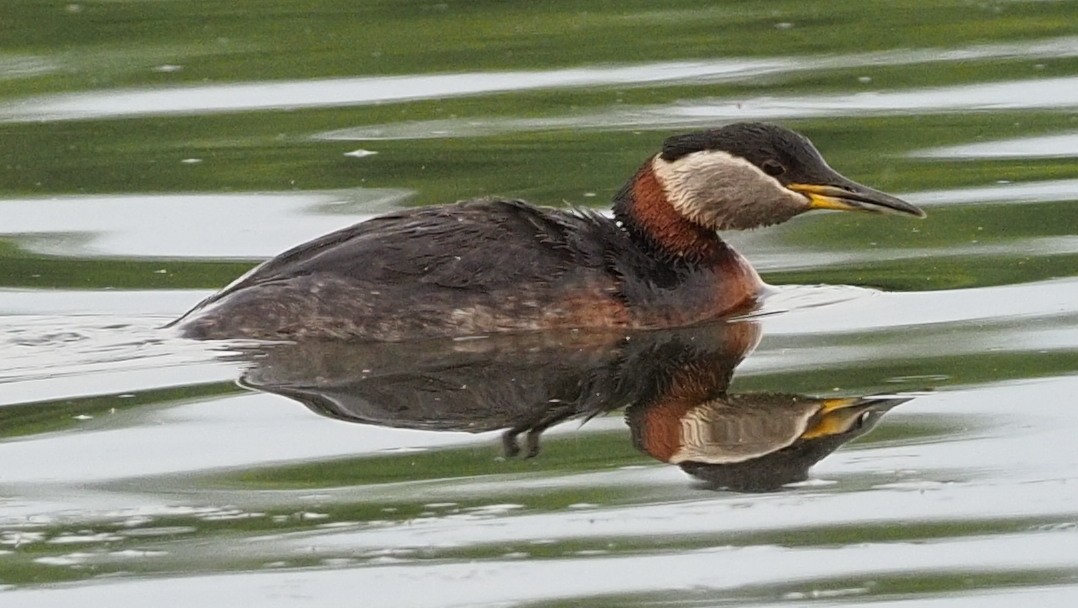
[1,1,1077,606]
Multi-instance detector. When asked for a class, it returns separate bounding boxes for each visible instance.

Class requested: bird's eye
[761,160,785,177]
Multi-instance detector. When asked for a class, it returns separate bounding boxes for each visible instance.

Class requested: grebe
[173,122,924,341]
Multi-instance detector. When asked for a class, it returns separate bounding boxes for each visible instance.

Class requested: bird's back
[174,199,634,340]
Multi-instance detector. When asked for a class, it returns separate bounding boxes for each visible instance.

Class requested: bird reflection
[235,321,907,491]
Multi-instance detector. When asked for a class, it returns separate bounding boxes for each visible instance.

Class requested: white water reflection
[906,178,1078,206]
[913,132,1078,159]
[0,189,410,259]
[0,55,55,80]
[1,37,1076,122]
[0,61,786,122]
[0,394,490,485]
[319,76,1078,141]
[755,278,1078,336]
[1,178,1071,263]
[0,290,195,317]
[0,314,223,405]
[3,527,1075,608]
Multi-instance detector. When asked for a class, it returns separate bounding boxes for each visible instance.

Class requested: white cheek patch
[651,151,805,229]
[668,400,814,465]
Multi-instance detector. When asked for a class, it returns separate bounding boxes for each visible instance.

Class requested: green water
[1,1,1077,605]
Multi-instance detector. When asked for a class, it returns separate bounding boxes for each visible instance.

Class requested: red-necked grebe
[172,122,924,341]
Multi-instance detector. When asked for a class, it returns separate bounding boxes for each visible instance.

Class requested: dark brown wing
[181,198,620,316]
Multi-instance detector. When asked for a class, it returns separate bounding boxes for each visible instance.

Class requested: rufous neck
[613,160,726,263]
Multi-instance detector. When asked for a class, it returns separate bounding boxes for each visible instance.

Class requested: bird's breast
[619,245,764,329]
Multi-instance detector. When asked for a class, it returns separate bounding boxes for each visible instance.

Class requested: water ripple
[319,77,1078,141]
[913,132,1078,160]
[2,37,1076,122]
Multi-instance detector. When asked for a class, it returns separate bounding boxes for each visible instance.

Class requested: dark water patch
[0,382,237,440]
[762,252,1078,291]
[0,247,252,291]
[207,429,647,490]
[4,1,1075,92]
